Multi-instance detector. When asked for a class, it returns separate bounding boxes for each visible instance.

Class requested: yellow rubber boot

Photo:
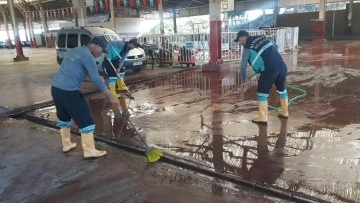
[119,96,127,110]
[117,79,129,91]
[252,101,268,124]
[278,98,289,118]
[81,132,107,158]
[60,128,77,152]
[109,83,120,97]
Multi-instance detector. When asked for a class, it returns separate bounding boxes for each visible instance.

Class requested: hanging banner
[136,0,140,7]
[149,0,154,7]
[142,0,147,7]
[94,0,99,12]
[62,9,65,19]
[129,0,135,7]
[57,9,61,19]
[44,11,47,21]
[86,0,110,24]
[117,0,121,8]
[123,0,128,7]
[50,10,54,20]
[104,0,109,10]
[46,10,49,20]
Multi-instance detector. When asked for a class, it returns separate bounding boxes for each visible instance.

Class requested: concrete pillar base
[46,37,51,48]
[312,19,326,41]
[13,55,29,62]
[202,63,230,72]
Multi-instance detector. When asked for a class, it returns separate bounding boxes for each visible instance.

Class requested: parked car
[0,41,6,48]
[55,26,147,72]
[5,40,15,48]
[21,41,31,47]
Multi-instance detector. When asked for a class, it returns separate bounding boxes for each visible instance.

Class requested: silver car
[55,26,147,72]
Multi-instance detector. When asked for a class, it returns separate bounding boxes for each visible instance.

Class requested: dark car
[21,41,31,47]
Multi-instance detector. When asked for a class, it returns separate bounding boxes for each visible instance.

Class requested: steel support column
[22,15,29,42]
[73,0,86,26]
[312,0,326,40]
[202,0,229,72]
[40,5,50,47]
[159,0,164,34]
[346,0,354,34]
[28,12,37,48]
[172,8,177,34]
[110,0,116,31]
[8,0,28,61]
[273,0,279,27]
[209,0,222,64]
[1,6,13,49]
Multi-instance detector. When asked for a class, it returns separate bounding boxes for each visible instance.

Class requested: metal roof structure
[0,0,208,24]
[0,0,332,24]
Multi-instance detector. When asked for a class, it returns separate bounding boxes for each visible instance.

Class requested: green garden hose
[268,84,307,110]
[249,72,307,110]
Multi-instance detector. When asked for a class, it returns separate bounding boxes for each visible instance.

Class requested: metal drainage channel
[14,113,328,203]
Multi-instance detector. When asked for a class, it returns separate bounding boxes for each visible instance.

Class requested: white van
[55,26,147,72]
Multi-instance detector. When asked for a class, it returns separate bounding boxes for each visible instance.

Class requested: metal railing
[121,27,299,66]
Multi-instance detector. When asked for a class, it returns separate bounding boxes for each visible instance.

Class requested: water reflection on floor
[30,41,360,202]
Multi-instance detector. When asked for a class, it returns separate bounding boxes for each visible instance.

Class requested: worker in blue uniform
[51,37,120,158]
[235,30,289,124]
[102,38,141,97]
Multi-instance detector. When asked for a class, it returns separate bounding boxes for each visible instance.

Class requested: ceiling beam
[26,0,40,10]
[15,0,27,13]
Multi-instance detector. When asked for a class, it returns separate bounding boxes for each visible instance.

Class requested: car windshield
[102,34,123,42]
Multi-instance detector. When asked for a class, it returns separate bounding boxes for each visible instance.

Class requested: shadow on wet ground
[26,41,360,202]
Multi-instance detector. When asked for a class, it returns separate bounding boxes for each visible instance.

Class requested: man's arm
[240,49,250,82]
[118,52,128,70]
[108,41,127,70]
[81,53,108,92]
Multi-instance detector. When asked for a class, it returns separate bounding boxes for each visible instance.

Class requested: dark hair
[90,37,108,53]
[128,38,141,48]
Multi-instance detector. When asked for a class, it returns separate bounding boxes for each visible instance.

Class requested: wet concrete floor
[0,47,188,108]
[4,41,360,202]
[0,119,276,202]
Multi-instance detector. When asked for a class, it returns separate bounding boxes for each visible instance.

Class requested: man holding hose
[235,30,289,124]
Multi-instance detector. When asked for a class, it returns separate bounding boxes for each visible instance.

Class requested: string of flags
[93,0,168,9]
[25,7,74,21]
[24,0,169,21]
